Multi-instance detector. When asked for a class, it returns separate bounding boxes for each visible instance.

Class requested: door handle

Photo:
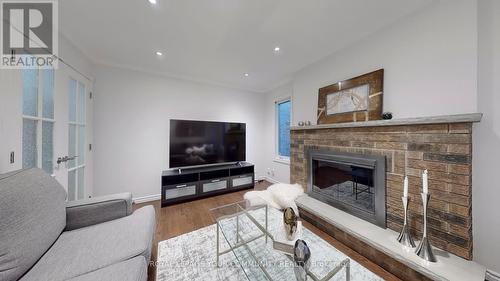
[57,156,78,164]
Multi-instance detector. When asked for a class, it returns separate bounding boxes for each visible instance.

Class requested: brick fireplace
[290,114,480,260]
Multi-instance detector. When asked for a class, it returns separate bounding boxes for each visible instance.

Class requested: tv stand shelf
[161,162,254,207]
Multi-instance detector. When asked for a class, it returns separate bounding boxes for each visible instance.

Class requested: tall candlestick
[403,176,409,198]
[397,196,416,248]
[415,192,437,262]
[422,170,428,194]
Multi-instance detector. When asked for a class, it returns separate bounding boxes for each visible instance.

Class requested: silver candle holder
[397,196,416,247]
[415,192,437,262]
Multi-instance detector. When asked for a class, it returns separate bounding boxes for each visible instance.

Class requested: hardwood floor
[134,180,400,281]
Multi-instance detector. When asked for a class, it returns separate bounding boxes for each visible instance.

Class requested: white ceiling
[60,0,436,92]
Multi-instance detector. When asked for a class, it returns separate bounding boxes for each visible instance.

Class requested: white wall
[262,83,293,183]
[474,0,500,275]
[92,65,266,200]
[0,69,22,173]
[59,35,95,80]
[291,0,478,125]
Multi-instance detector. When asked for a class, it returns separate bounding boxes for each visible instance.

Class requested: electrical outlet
[10,152,14,164]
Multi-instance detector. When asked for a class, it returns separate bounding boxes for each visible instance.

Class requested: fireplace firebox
[307,149,386,228]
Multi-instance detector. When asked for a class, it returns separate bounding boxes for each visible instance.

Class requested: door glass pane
[69,79,77,122]
[22,119,37,169]
[77,167,85,199]
[42,69,54,119]
[278,100,291,157]
[42,121,53,174]
[22,69,38,116]
[68,124,77,168]
[68,170,76,201]
[68,77,87,201]
[77,82,86,123]
[78,125,85,165]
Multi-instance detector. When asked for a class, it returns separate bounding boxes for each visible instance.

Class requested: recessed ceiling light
[244,73,249,77]
[148,0,157,4]
[274,46,280,52]
[155,51,163,56]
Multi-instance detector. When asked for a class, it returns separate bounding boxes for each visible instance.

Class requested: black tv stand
[161,162,254,207]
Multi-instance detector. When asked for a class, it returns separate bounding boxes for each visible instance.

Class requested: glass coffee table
[210,201,350,281]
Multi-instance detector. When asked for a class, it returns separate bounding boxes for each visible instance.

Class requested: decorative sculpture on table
[283,207,298,240]
[293,239,311,281]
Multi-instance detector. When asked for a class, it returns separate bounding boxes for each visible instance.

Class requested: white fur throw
[244,183,304,214]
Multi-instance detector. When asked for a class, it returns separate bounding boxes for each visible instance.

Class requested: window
[22,68,55,174]
[276,98,291,161]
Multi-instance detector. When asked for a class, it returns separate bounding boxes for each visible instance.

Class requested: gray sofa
[0,168,156,281]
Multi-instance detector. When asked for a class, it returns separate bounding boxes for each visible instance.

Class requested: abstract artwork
[326,84,369,115]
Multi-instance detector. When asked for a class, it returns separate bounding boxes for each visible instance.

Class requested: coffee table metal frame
[210,201,350,281]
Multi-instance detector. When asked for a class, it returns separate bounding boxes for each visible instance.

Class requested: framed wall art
[317,69,384,124]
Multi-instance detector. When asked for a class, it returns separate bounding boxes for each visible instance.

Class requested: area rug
[156,207,382,281]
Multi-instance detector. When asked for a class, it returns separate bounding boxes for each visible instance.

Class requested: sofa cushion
[20,206,155,281]
[66,256,147,281]
[66,192,133,230]
[0,168,67,281]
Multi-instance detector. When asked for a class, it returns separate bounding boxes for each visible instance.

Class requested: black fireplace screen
[312,160,375,214]
[308,149,386,228]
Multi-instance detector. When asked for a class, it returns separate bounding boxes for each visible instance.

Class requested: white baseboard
[487,269,500,281]
[255,175,267,182]
[258,176,280,184]
[133,193,161,204]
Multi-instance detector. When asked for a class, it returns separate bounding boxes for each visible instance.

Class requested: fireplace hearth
[307,149,386,228]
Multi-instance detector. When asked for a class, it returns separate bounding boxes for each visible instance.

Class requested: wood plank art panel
[317,69,384,124]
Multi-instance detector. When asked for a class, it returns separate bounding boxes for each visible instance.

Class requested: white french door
[66,78,87,200]
[52,63,93,201]
[21,61,93,201]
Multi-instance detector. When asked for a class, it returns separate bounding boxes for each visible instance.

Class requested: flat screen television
[169,119,246,168]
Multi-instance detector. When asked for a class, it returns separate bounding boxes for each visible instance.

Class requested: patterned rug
[156,207,382,281]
